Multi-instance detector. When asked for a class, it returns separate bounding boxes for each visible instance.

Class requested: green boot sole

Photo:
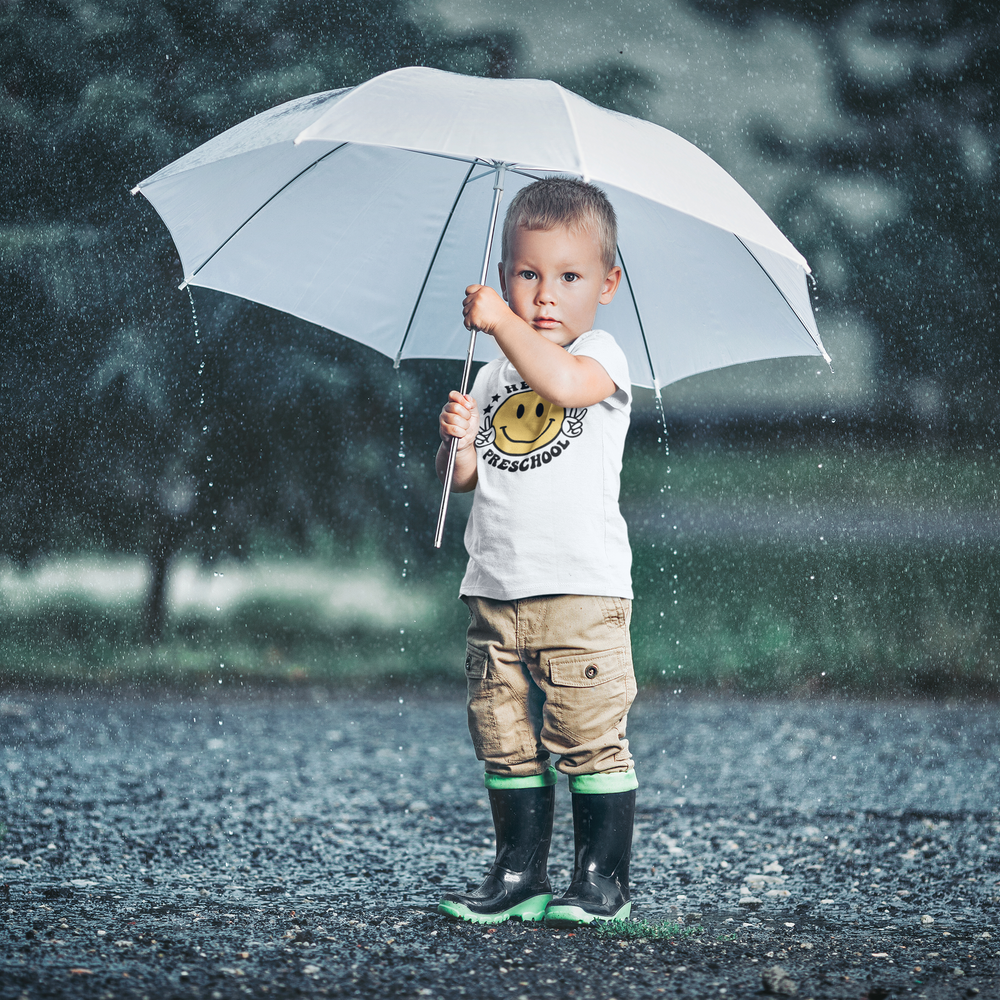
[437,892,553,925]
[543,900,632,927]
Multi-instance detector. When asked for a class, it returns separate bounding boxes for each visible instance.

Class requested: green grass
[621,437,999,511]
[630,536,1000,696]
[591,917,702,941]
[623,437,1000,696]
[7,537,994,695]
[3,442,999,696]
[0,591,469,689]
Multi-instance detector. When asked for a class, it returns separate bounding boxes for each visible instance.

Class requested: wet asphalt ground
[2,687,999,1000]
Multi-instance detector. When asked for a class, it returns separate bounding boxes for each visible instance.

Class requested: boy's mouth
[534,316,559,329]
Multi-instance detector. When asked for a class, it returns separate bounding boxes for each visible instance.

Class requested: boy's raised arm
[462,286,617,408]
[437,390,479,492]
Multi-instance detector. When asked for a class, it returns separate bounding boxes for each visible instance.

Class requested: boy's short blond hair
[501,178,618,273]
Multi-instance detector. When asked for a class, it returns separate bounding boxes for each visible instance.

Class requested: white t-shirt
[459,329,633,600]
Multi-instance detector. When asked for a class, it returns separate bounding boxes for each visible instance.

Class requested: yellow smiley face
[492,390,564,456]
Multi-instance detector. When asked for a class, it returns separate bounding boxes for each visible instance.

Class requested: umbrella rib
[733,235,832,365]
[185,142,350,285]
[615,244,659,394]
[556,86,589,181]
[394,160,478,367]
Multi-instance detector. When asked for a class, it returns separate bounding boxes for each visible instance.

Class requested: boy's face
[499,223,622,347]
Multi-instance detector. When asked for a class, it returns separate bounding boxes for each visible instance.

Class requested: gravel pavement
[2,687,999,999]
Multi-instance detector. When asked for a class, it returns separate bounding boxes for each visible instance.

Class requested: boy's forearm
[436,440,478,492]
[491,317,615,408]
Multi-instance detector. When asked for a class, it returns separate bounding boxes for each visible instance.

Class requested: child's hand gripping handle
[434,332,478,549]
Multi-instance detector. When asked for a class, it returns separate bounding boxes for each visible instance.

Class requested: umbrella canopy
[133,66,829,393]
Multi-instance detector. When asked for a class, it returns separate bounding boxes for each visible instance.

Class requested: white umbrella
[133,66,830,544]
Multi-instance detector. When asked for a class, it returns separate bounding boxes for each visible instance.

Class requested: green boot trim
[568,770,638,795]
[484,767,557,791]
[437,892,553,925]
[543,900,632,927]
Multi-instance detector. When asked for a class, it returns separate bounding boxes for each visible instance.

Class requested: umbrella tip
[130,184,141,196]
[178,278,190,291]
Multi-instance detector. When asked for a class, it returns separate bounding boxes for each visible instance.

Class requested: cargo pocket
[543,647,632,746]
[464,645,488,681]
[465,645,540,766]
[548,647,628,687]
[464,645,499,760]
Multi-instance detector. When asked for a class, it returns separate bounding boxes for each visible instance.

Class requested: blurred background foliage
[1,0,997,693]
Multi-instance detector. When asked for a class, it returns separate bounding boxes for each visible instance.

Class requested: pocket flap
[547,647,627,688]
[465,647,488,680]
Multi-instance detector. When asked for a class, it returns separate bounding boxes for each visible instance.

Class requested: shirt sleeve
[570,330,632,409]
[467,361,492,411]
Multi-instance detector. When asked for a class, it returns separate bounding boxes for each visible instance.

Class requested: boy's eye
[518,270,537,280]
[562,273,579,282]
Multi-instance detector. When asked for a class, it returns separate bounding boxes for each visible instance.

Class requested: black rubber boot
[437,780,554,924]
[544,788,635,926]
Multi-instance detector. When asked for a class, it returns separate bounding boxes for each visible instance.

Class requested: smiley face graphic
[492,390,565,456]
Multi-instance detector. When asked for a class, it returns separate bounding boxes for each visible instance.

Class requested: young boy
[435,178,636,927]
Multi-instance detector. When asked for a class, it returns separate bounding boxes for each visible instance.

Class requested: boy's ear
[599,265,623,305]
[497,261,508,301]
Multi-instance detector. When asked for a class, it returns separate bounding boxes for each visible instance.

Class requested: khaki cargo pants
[462,594,637,779]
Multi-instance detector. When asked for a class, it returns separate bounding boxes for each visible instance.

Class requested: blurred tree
[0,0,523,639]
[689,0,1000,423]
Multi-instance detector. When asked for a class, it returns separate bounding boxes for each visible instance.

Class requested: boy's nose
[535,280,557,304]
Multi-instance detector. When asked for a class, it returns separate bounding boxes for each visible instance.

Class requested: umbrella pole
[433,162,507,550]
